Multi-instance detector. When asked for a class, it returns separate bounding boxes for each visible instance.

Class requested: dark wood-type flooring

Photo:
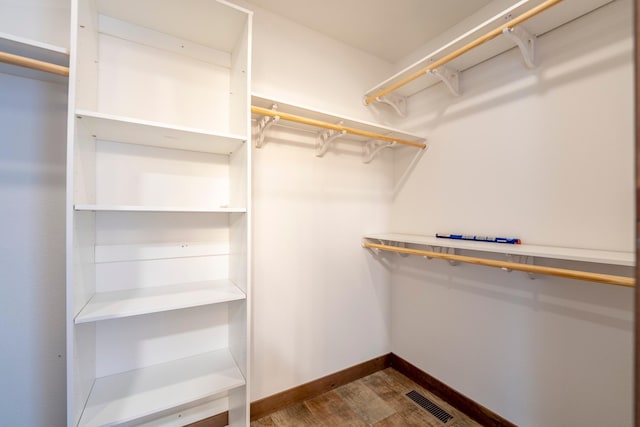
[251,368,481,427]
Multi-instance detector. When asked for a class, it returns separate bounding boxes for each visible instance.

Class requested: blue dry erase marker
[436,233,521,245]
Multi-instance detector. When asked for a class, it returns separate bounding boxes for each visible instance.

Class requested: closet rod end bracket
[255,104,280,149]
[255,115,279,148]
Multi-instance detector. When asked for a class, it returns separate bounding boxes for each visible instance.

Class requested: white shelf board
[365,0,614,99]
[75,110,246,155]
[95,242,229,263]
[75,280,246,323]
[251,93,426,145]
[78,348,245,427]
[0,31,69,83]
[364,233,635,267]
[75,204,246,213]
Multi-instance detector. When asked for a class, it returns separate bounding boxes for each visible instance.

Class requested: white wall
[0,0,70,48]
[0,73,68,426]
[245,1,395,122]
[388,1,634,426]
[234,1,399,401]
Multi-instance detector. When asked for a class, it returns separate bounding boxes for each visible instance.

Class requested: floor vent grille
[406,390,454,424]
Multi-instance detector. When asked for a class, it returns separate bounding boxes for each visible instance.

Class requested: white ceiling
[245,0,493,63]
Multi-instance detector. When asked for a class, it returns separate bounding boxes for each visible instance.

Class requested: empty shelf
[78,349,245,427]
[75,110,246,155]
[74,204,246,213]
[75,280,246,323]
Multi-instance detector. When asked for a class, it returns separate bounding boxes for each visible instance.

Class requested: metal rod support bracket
[255,104,279,148]
[428,65,461,96]
[370,93,408,116]
[363,140,396,164]
[504,254,536,279]
[502,25,536,68]
[316,125,346,157]
[446,248,459,266]
[392,242,409,258]
[431,246,459,266]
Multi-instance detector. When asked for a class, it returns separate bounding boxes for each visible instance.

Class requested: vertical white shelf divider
[66,1,252,426]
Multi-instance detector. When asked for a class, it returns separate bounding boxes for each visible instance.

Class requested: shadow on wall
[370,249,633,332]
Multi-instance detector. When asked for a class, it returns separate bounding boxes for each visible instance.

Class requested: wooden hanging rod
[363,241,634,288]
[0,50,69,77]
[363,0,564,105]
[251,105,427,149]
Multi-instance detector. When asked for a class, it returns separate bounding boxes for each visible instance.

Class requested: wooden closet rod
[363,241,634,287]
[251,105,427,149]
[363,0,564,105]
[0,51,69,77]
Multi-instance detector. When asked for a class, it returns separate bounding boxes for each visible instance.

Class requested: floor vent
[406,390,454,424]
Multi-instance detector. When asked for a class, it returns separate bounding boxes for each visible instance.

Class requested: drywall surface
[251,130,393,401]
[241,0,395,122]
[0,74,68,426]
[236,1,397,401]
[0,0,70,49]
[387,1,634,426]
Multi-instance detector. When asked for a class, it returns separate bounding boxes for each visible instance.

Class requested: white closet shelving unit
[66,1,252,426]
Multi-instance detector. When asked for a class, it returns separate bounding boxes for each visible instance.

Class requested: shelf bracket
[370,93,407,117]
[393,242,409,258]
[428,65,461,96]
[446,247,459,266]
[363,140,396,164]
[316,125,346,157]
[503,254,536,279]
[502,25,536,69]
[255,104,280,148]
[431,246,459,266]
